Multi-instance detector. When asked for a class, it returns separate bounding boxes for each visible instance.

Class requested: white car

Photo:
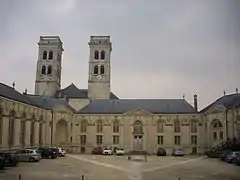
[116,148,124,156]
[57,147,66,156]
[103,147,113,155]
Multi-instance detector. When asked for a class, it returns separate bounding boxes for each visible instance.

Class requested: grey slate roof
[0,83,40,107]
[26,94,76,112]
[57,83,119,99]
[78,99,197,114]
[200,93,240,113]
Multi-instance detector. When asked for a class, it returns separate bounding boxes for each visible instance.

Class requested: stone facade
[35,36,64,97]
[0,35,239,155]
[87,36,111,100]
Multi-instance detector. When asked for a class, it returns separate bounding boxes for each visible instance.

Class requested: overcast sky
[0,0,239,110]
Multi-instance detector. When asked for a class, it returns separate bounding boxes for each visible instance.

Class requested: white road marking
[67,154,128,172]
[143,156,205,172]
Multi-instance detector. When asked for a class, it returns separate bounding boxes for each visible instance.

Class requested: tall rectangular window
[96,135,103,144]
[174,136,181,145]
[39,123,42,145]
[220,131,223,140]
[157,136,164,145]
[191,135,197,145]
[30,122,35,146]
[20,120,26,146]
[113,135,119,144]
[0,117,2,145]
[8,118,15,146]
[213,132,217,140]
[80,135,86,144]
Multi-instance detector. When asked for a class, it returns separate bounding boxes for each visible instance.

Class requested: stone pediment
[123,108,152,116]
[206,105,226,114]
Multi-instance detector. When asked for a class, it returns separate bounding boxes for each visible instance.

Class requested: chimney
[223,90,226,96]
[193,94,198,111]
[236,88,239,94]
[12,81,15,89]
[23,88,28,95]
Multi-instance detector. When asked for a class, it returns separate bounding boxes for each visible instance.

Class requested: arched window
[212,119,223,128]
[43,51,47,59]
[48,51,53,60]
[41,65,46,74]
[174,120,180,133]
[190,120,198,133]
[157,120,164,133]
[94,50,99,60]
[47,66,52,75]
[81,120,87,133]
[96,120,103,133]
[94,65,98,74]
[211,119,224,141]
[113,120,119,133]
[100,65,104,74]
[100,51,105,59]
[133,120,143,134]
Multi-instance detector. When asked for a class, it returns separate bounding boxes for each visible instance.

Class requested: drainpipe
[50,109,54,147]
[225,109,229,140]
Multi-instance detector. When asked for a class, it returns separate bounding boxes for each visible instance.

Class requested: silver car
[172,148,184,156]
[16,149,41,162]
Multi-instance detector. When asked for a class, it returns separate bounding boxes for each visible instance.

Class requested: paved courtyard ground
[0,154,239,180]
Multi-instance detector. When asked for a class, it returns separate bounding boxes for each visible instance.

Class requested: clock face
[96,75,102,79]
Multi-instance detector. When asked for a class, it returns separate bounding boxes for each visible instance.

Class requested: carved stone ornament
[89,119,95,126]
[166,117,172,125]
[10,109,15,117]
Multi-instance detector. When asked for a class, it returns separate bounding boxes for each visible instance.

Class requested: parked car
[0,152,19,167]
[233,154,240,165]
[205,150,219,158]
[16,149,41,162]
[0,156,5,170]
[103,147,113,155]
[57,147,66,157]
[219,150,232,161]
[172,148,184,156]
[116,147,125,156]
[225,151,240,163]
[38,147,58,159]
[92,147,103,155]
[157,148,167,156]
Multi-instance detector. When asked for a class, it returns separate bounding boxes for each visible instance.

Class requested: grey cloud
[0,0,239,110]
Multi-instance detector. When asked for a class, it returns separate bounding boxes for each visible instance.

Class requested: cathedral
[0,36,239,154]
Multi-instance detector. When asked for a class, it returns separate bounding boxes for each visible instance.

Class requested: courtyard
[0,154,240,180]
[0,155,240,180]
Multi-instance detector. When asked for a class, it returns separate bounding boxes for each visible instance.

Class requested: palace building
[0,36,239,154]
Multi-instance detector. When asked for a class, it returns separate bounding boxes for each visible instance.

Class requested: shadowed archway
[55,119,68,146]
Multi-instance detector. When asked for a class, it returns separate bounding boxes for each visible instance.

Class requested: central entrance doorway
[134,135,143,151]
[132,120,144,151]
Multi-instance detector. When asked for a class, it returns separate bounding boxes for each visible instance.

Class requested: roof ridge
[0,82,14,89]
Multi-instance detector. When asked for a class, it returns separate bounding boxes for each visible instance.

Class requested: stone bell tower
[88,36,112,100]
[35,36,64,97]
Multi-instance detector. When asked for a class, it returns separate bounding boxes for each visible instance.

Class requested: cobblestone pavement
[0,155,239,180]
